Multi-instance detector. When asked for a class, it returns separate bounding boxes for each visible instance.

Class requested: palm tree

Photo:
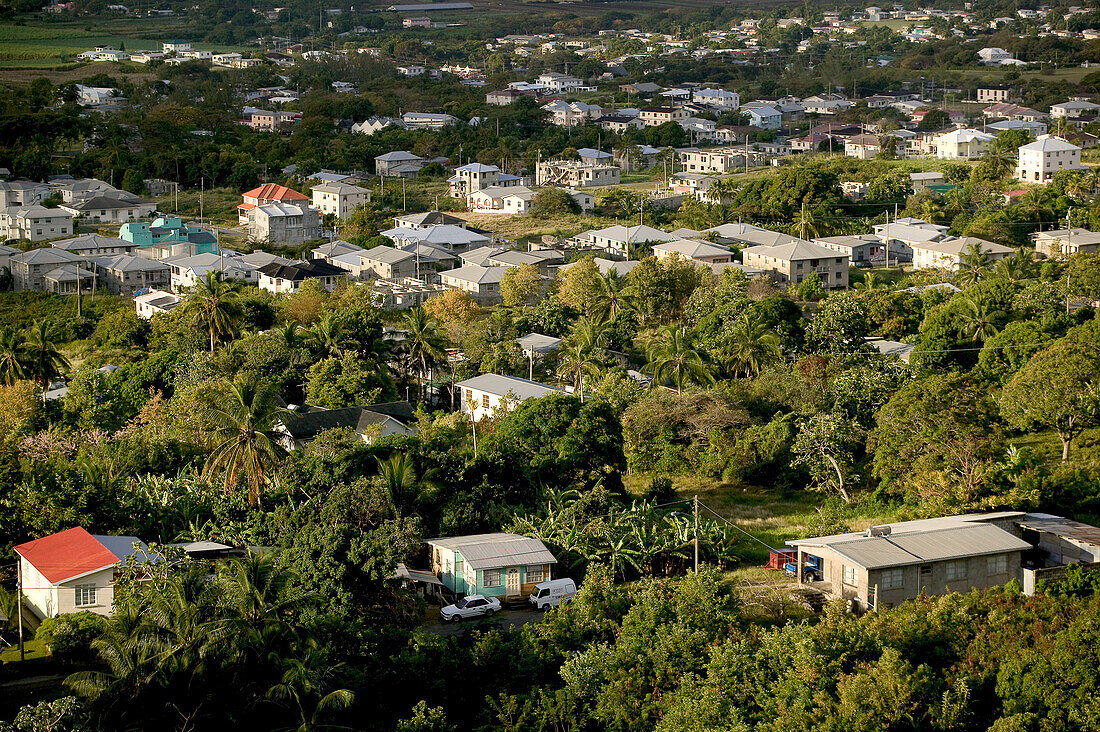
[591,269,636,324]
[556,318,605,401]
[307,313,345,359]
[794,205,822,240]
[401,308,447,402]
[0,326,28,385]
[855,272,882,291]
[956,241,992,287]
[266,652,355,732]
[722,312,782,378]
[983,141,1015,180]
[644,325,714,393]
[993,248,1037,283]
[376,452,438,518]
[204,375,287,507]
[180,270,239,353]
[24,320,69,385]
[960,296,1006,342]
[706,177,739,205]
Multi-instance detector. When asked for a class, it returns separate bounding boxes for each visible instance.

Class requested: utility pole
[17,559,24,661]
[693,495,699,573]
[1066,208,1073,314]
[801,201,806,240]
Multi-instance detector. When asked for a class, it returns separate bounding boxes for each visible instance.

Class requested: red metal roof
[14,527,118,584]
[241,183,309,202]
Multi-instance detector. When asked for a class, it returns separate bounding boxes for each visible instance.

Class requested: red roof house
[14,526,145,618]
[239,184,310,223]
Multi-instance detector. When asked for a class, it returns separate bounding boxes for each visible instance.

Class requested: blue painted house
[427,533,557,601]
[120,216,218,259]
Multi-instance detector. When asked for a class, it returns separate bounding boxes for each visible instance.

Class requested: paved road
[426,608,545,635]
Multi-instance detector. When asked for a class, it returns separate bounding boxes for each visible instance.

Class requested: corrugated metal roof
[1017,514,1100,548]
[794,522,1030,570]
[426,533,557,569]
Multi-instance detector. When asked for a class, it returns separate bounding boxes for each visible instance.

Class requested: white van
[528,578,577,609]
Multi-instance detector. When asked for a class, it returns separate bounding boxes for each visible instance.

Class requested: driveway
[426,608,545,636]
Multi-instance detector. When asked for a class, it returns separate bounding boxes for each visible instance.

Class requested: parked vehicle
[528,578,577,609]
[784,555,821,582]
[439,595,501,622]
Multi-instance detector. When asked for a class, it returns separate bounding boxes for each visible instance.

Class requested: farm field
[0,19,250,70]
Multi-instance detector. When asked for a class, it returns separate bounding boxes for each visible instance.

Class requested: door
[506,567,521,597]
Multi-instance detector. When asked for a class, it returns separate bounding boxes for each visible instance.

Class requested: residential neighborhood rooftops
[242,183,309,201]
[516,333,563,354]
[425,532,558,569]
[257,259,345,281]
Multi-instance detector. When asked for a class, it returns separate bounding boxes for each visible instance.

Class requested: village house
[934,128,996,159]
[639,106,691,127]
[246,203,321,246]
[0,205,73,242]
[121,216,218,260]
[577,224,677,259]
[338,245,418,280]
[392,211,468,230]
[787,512,1100,610]
[60,195,155,225]
[455,373,560,421]
[276,402,415,449]
[1015,136,1083,183]
[168,252,266,291]
[741,104,782,130]
[439,265,505,304]
[911,237,1015,271]
[256,259,344,294]
[15,526,149,619]
[814,234,887,266]
[9,248,83,292]
[375,151,426,178]
[426,533,558,601]
[466,185,536,214]
[134,289,182,319]
[402,112,459,130]
[382,224,490,253]
[742,239,850,289]
[238,183,311,224]
[1032,228,1100,258]
[91,254,171,296]
[310,182,371,219]
[651,239,734,265]
[52,233,136,257]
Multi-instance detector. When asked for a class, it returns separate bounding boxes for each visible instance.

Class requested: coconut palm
[180,270,239,353]
[401,307,447,402]
[644,325,714,393]
[307,313,346,359]
[23,320,69,385]
[203,375,287,507]
[983,141,1016,180]
[376,452,438,518]
[591,269,636,324]
[794,205,822,240]
[993,248,1037,283]
[265,652,355,732]
[0,326,28,385]
[955,241,992,287]
[960,296,1006,342]
[722,312,783,378]
[706,177,739,205]
[557,318,605,401]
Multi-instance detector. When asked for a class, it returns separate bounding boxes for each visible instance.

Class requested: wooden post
[693,495,699,573]
[873,583,879,612]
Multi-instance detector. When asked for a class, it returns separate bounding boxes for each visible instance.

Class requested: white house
[439,265,505,304]
[911,237,1016,271]
[578,224,676,258]
[310,182,371,219]
[0,205,73,242]
[651,239,734,265]
[134,289,182,319]
[456,373,560,421]
[934,128,996,159]
[693,88,741,110]
[14,526,148,619]
[1015,136,1083,183]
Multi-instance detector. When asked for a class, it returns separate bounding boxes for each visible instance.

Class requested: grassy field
[0,638,48,663]
[0,19,250,70]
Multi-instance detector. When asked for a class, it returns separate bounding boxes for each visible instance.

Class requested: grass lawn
[155,187,243,228]
[0,638,48,663]
[457,211,621,242]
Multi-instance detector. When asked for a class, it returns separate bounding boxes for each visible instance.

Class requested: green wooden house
[427,533,558,601]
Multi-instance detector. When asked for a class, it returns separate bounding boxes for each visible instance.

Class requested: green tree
[500,264,542,307]
[644,325,714,394]
[792,412,863,503]
[24,320,70,385]
[0,326,27,384]
[529,188,579,218]
[1001,325,1100,462]
[179,270,239,353]
[591,268,636,324]
[720,311,783,378]
[203,375,287,506]
[400,308,446,401]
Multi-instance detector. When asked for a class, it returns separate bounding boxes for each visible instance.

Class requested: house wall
[19,559,117,619]
[806,548,1020,609]
[742,252,849,288]
[459,385,516,421]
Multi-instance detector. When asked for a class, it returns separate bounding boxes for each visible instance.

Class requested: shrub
[35,611,107,662]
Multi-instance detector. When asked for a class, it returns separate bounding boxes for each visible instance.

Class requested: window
[483,569,500,587]
[945,560,968,581]
[482,394,490,409]
[842,565,858,586]
[881,568,903,590]
[527,565,544,583]
[75,584,97,607]
[987,554,1008,575]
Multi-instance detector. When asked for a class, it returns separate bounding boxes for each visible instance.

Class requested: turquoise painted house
[120,216,218,259]
[427,533,557,601]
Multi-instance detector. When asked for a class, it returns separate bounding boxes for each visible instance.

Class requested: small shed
[426,533,558,601]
